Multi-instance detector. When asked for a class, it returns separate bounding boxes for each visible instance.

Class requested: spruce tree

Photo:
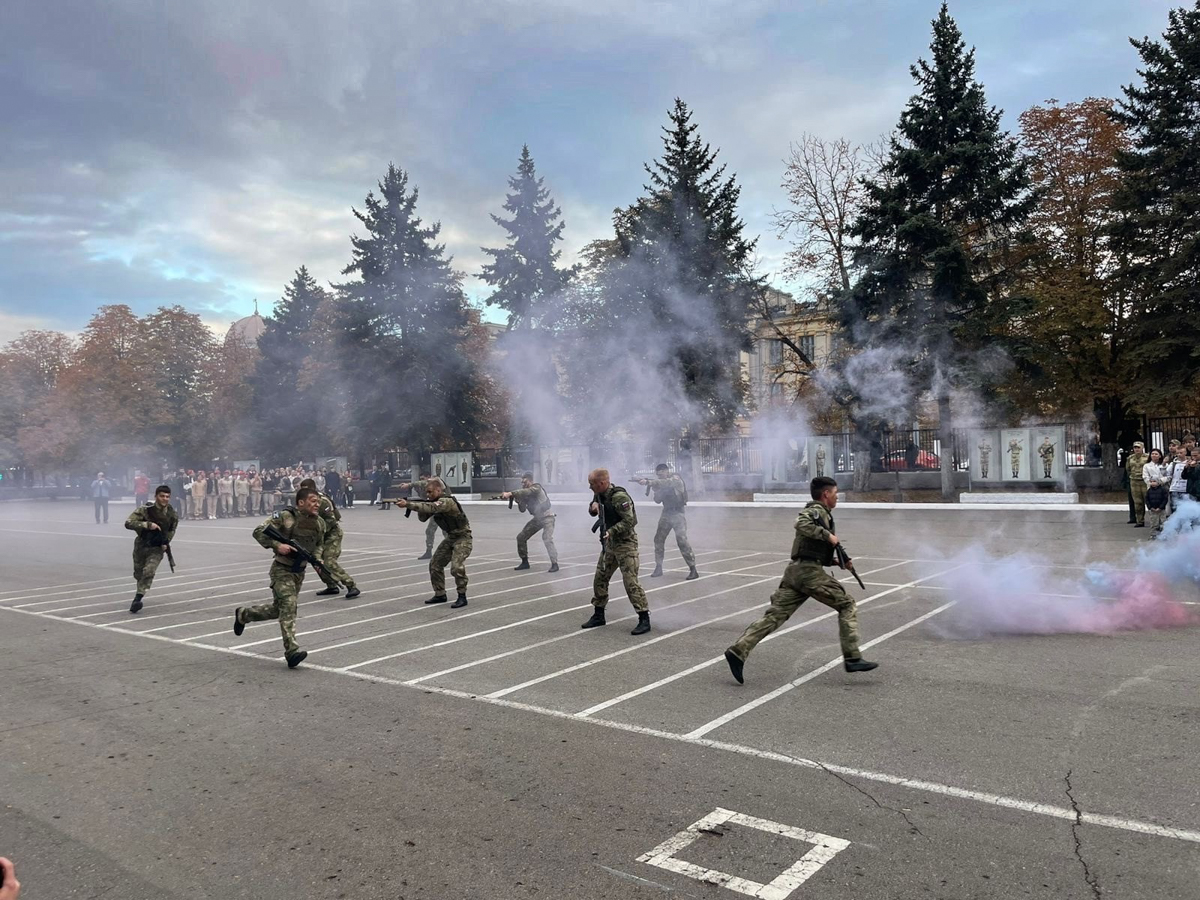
[842,3,1033,496]
[578,99,759,436]
[480,146,573,449]
[1110,2,1200,409]
[481,145,572,330]
[251,266,328,459]
[337,164,485,460]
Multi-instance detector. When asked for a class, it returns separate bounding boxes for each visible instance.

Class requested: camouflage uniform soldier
[724,477,877,684]
[234,487,327,668]
[635,463,699,580]
[399,476,442,560]
[581,468,651,635]
[124,484,179,614]
[299,478,361,599]
[397,478,472,608]
[978,441,992,479]
[1038,438,1055,478]
[1008,439,1023,478]
[815,444,826,478]
[1126,441,1149,526]
[502,472,559,572]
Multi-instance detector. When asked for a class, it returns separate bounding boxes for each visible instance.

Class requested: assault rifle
[488,494,516,510]
[833,543,865,590]
[262,523,328,576]
[165,542,176,573]
[590,494,608,544]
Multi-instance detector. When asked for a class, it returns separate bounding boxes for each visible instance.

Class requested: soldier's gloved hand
[589,502,599,516]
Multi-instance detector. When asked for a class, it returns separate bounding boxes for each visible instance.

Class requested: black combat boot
[631,611,651,635]
[129,593,144,614]
[686,566,699,580]
[286,650,308,669]
[724,649,744,684]
[233,608,245,637]
[581,607,606,629]
[418,550,432,560]
[315,586,340,596]
[345,586,361,599]
[844,657,879,673]
[451,592,468,609]
[514,558,530,570]
[548,562,560,573]
[650,557,664,577]
[425,594,448,604]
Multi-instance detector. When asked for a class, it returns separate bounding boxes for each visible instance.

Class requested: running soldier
[299,477,361,599]
[724,477,877,684]
[635,463,698,580]
[398,475,442,560]
[502,472,559,572]
[234,487,327,668]
[396,478,472,608]
[581,468,651,635]
[124,484,178,613]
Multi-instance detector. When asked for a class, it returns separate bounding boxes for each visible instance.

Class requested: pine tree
[570,99,759,436]
[481,145,572,330]
[480,146,573,449]
[1110,2,1200,409]
[337,164,486,460]
[251,266,329,459]
[841,3,1033,496]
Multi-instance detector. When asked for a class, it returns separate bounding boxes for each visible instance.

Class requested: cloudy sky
[0,0,1178,342]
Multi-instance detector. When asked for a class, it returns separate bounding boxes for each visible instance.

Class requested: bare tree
[766,134,884,490]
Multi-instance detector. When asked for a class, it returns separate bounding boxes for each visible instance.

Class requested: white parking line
[685,599,959,740]
[474,561,911,699]
[574,560,917,718]
[1,600,1197,845]
[338,554,775,669]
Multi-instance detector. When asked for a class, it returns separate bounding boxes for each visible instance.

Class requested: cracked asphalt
[1,498,1197,899]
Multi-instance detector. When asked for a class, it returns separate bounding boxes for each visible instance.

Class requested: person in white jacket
[1142,449,1170,535]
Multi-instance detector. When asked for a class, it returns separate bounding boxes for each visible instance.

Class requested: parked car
[885,448,940,470]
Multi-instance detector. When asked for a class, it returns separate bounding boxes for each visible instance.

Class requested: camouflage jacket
[254,508,327,569]
[125,502,179,547]
[790,501,835,566]
[407,496,471,538]
[592,485,637,542]
[512,483,554,519]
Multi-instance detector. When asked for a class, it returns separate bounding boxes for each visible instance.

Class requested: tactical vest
[790,501,835,566]
[657,476,687,512]
[141,503,174,546]
[273,508,323,568]
[598,486,634,530]
[431,496,471,536]
[526,484,553,517]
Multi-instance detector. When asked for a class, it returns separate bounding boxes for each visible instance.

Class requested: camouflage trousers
[593,538,648,612]
[132,545,165,594]
[653,510,695,568]
[431,534,472,595]
[729,560,861,661]
[517,515,558,564]
[1130,479,1147,525]
[317,527,357,590]
[425,519,440,552]
[239,563,304,656]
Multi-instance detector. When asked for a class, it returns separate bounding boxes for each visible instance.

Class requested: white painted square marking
[637,807,850,900]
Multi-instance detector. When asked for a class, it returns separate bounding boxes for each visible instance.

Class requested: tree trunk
[938,394,955,500]
[852,450,871,492]
[1095,395,1126,491]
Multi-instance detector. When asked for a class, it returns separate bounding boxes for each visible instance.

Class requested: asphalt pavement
[1,497,1197,899]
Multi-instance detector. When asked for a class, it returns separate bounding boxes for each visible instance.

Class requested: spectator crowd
[1127,431,1200,536]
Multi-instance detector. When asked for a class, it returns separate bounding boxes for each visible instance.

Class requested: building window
[769,382,784,400]
[767,339,782,365]
[798,334,816,362]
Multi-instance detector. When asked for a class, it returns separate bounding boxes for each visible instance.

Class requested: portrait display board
[1030,425,1066,483]
[806,437,833,480]
[970,430,1002,483]
[431,451,472,491]
[1000,428,1029,482]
